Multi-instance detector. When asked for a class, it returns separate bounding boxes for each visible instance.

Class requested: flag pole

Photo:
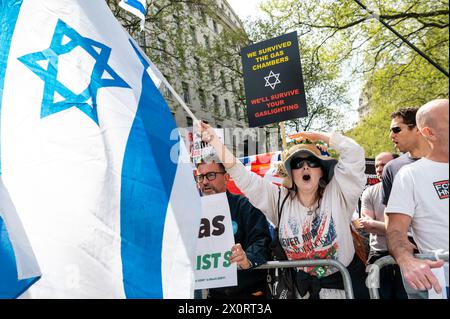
[120,1,199,124]
[279,121,288,150]
[159,75,199,123]
[131,37,199,123]
[145,62,198,123]
[146,61,199,123]
[145,4,198,124]
[142,27,198,122]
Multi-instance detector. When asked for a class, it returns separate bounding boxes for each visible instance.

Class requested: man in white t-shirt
[386,99,449,297]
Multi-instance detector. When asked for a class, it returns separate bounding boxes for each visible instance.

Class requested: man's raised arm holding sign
[196,160,271,299]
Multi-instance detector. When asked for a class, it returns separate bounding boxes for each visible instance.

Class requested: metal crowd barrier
[255,259,355,299]
[367,250,449,299]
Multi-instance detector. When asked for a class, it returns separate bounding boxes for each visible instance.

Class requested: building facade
[109,0,277,156]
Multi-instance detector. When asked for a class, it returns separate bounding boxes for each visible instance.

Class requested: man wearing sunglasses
[381,107,430,206]
[196,161,271,299]
[380,107,431,298]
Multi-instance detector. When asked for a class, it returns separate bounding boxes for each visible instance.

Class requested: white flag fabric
[119,0,147,31]
[0,0,200,298]
[0,177,41,298]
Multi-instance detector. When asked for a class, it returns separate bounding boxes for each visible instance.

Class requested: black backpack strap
[277,188,290,228]
[276,187,281,227]
[272,188,289,261]
[272,188,298,296]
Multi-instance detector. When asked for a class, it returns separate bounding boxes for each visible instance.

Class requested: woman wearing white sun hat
[199,121,369,299]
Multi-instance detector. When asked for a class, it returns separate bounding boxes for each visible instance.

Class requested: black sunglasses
[195,172,226,182]
[291,157,321,169]
[390,124,415,134]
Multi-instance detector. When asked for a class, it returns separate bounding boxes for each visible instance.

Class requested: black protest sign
[240,31,307,127]
[365,158,380,188]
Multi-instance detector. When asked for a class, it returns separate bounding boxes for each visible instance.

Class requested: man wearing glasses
[195,161,271,299]
[381,107,431,206]
[379,107,430,298]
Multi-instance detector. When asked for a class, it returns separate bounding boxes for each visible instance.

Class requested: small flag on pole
[119,0,147,31]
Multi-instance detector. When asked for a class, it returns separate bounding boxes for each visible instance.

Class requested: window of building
[182,82,191,104]
[152,4,161,15]
[154,15,163,29]
[163,74,171,98]
[198,89,207,109]
[235,103,240,120]
[220,71,227,89]
[208,63,215,80]
[186,116,193,127]
[173,15,181,30]
[213,20,219,33]
[157,37,166,53]
[204,35,210,49]
[190,26,197,44]
[200,8,207,24]
[138,31,147,49]
[194,57,202,75]
[224,99,231,117]
[213,94,220,113]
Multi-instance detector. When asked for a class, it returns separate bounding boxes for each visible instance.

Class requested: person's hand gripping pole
[198,121,237,169]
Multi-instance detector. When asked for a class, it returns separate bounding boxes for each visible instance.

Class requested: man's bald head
[375,152,395,162]
[417,99,449,145]
[417,99,448,129]
[375,152,395,179]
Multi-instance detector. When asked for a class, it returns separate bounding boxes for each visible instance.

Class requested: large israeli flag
[0,0,200,298]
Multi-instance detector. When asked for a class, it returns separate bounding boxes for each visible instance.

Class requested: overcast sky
[227,0,265,21]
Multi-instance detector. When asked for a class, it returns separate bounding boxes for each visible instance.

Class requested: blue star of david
[18,19,130,125]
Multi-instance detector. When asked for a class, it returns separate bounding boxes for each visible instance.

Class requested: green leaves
[253,0,448,155]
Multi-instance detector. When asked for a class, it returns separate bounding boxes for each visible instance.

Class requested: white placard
[185,127,224,164]
[194,193,237,290]
[428,266,448,299]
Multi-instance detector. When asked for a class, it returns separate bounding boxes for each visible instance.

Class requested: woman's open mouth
[302,174,311,182]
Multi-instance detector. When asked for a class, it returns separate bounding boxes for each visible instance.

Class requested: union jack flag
[227,152,283,195]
